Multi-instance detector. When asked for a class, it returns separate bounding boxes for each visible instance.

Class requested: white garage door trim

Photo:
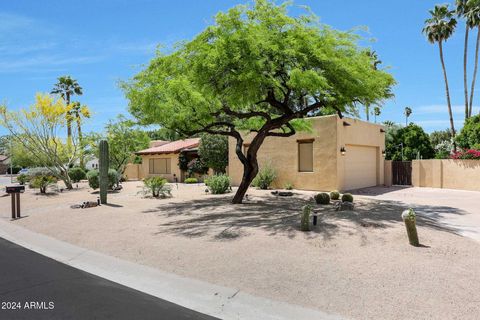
[344,145,378,190]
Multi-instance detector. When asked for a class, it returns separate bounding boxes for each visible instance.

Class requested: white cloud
[0,55,105,73]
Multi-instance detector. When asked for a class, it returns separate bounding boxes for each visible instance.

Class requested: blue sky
[0,0,477,135]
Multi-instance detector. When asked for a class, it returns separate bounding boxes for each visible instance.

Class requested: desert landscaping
[2,181,480,319]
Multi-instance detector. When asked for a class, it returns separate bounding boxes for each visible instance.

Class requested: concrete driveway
[352,186,480,241]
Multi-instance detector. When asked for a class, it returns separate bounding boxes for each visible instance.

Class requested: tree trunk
[438,41,456,142]
[66,93,72,143]
[469,27,480,118]
[232,160,258,204]
[365,105,370,122]
[77,117,84,168]
[464,26,470,120]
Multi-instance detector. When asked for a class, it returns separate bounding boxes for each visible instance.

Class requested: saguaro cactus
[99,139,109,204]
[301,204,312,231]
[401,208,419,247]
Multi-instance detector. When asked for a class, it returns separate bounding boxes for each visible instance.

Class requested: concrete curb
[0,220,346,320]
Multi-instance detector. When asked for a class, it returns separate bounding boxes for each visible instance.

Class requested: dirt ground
[1,181,480,319]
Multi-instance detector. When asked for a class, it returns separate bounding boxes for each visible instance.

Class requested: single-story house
[135,138,201,182]
[228,115,386,192]
[0,155,10,174]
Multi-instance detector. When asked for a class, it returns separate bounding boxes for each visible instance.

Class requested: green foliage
[456,114,480,149]
[385,124,435,160]
[187,158,208,176]
[205,174,231,194]
[178,153,189,171]
[198,134,228,173]
[68,167,86,182]
[146,127,181,141]
[252,163,277,189]
[86,169,120,190]
[17,174,29,185]
[330,190,340,200]
[284,182,293,190]
[184,177,198,184]
[28,168,58,193]
[341,193,354,203]
[430,129,453,158]
[143,177,171,198]
[314,192,330,205]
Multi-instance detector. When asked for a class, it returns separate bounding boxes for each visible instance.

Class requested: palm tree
[71,102,91,168]
[456,0,471,119]
[373,106,381,123]
[423,5,457,140]
[51,76,83,141]
[465,0,480,117]
[364,50,383,122]
[404,107,412,126]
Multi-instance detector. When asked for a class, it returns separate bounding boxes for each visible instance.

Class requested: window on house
[149,158,171,174]
[298,141,313,172]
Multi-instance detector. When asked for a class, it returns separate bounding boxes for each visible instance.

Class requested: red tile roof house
[130,138,203,182]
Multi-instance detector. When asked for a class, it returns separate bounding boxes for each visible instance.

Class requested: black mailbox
[6,185,25,194]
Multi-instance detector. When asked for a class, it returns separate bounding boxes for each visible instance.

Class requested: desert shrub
[341,193,354,203]
[184,177,198,184]
[205,174,231,194]
[252,163,277,189]
[187,158,209,176]
[330,190,340,200]
[284,182,293,190]
[17,174,29,185]
[28,167,55,178]
[86,169,120,190]
[143,177,171,198]
[30,175,57,193]
[68,167,86,183]
[314,192,330,205]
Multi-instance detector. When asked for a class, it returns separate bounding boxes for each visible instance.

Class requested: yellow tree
[0,93,81,189]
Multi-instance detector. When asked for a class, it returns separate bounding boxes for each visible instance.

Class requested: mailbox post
[6,185,25,220]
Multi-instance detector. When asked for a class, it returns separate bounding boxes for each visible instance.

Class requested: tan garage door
[344,145,377,190]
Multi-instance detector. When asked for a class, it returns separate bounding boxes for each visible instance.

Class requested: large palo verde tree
[123,0,395,204]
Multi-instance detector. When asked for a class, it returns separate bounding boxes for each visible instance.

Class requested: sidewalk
[0,219,345,320]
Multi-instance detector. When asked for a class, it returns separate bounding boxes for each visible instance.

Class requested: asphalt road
[0,175,14,187]
[0,238,217,320]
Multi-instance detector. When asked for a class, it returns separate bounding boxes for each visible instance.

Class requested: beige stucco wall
[413,159,480,191]
[384,160,392,187]
[228,115,385,192]
[124,163,144,180]
[140,153,181,182]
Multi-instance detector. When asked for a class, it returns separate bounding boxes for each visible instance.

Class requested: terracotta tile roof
[149,140,170,148]
[0,155,9,162]
[136,138,200,155]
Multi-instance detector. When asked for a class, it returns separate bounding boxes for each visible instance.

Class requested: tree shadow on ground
[349,186,413,196]
[144,193,469,242]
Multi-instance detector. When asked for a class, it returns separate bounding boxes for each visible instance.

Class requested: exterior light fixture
[382,150,386,157]
[340,147,346,155]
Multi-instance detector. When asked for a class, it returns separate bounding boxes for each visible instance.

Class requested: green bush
[330,190,340,200]
[284,182,293,190]
[314,192,330,205]
[68,167,86,183]
[30,175,57,193]
[17,174,29,185]
[184,177,198,184]
[252,163,277,189]
[143,177,171,198]
[86,169,120,190]
[205,174,231,194]
[341,193,354,203]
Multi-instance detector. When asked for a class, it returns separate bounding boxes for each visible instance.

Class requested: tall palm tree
[423,5,457,140]
[71,102,91,168]
[373,106,381,123]
[364,50,383,122]
[456,0,471,119]
[51,76,83,141]
[465,0,480,117]
[404,107,412,126]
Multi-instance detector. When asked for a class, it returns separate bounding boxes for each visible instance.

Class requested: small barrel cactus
[314,192,330,205]
[99,139,109,204]
[301,204,312,231]
[330,190,340,200]
[402,208,419,247]
[341,193,354,203]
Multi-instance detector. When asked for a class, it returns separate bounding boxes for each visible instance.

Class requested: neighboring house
[135,138,201,182]
[228,115,386,192]
[0,155,10,174]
